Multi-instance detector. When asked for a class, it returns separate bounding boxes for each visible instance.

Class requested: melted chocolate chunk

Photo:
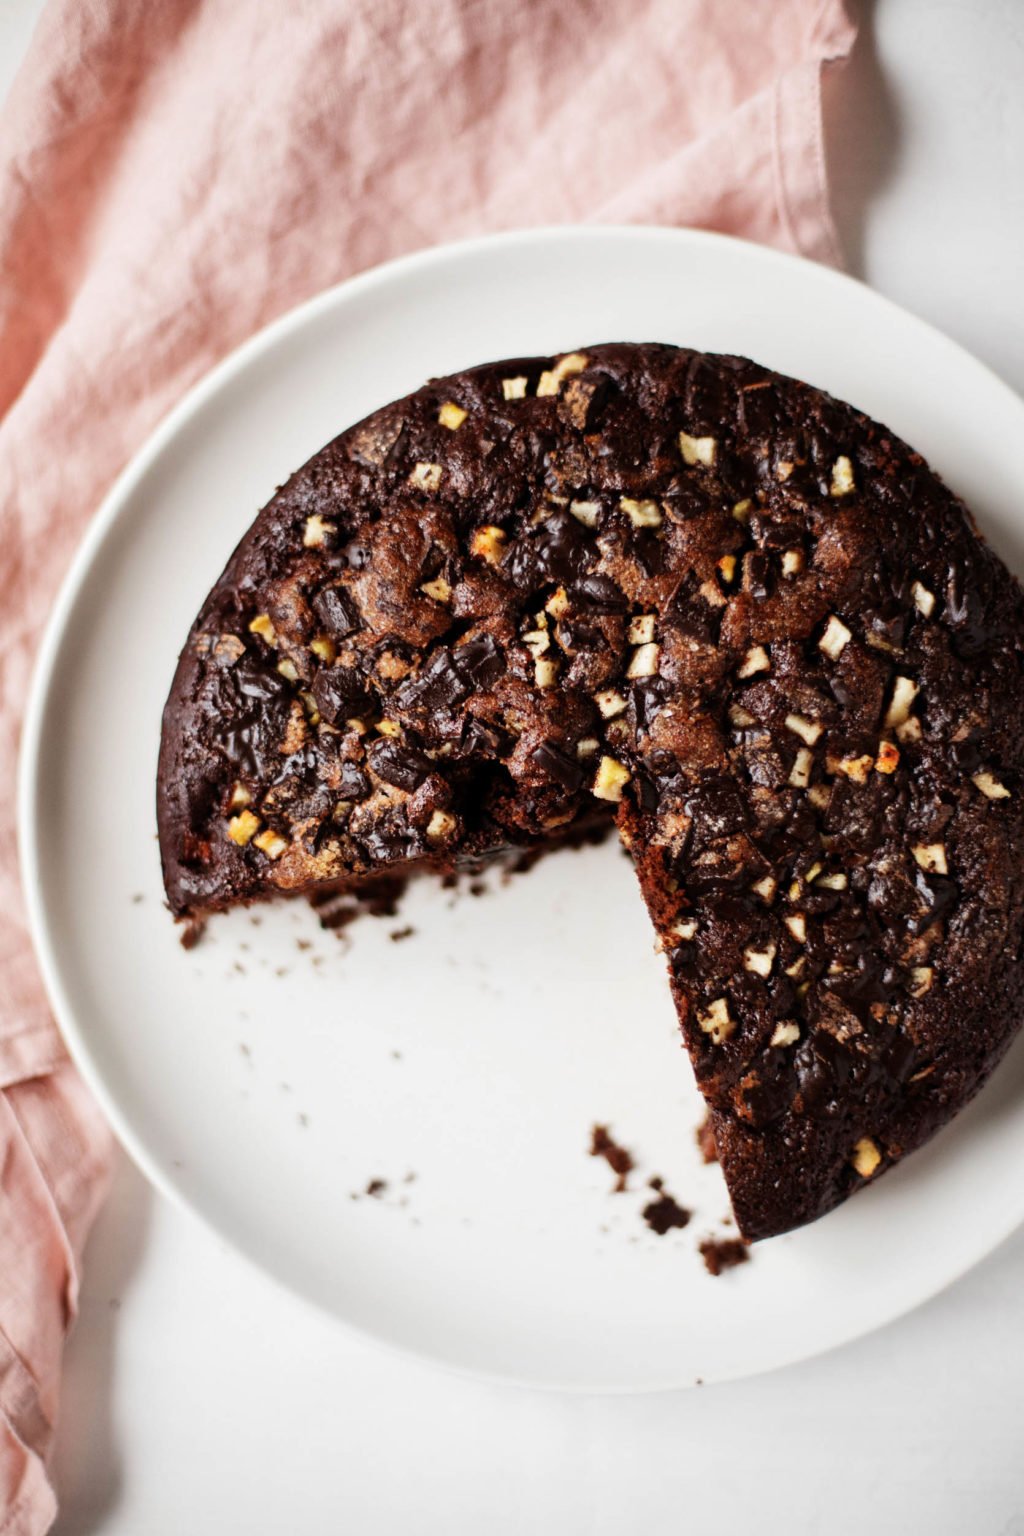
[368,739,435,791]
[454,634,506,690]
[311,665,370,725]
[509,509,593,591]
[530,741,585,793]
[313,585,361,638]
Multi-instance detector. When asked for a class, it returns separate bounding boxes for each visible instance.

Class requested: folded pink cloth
[0,0,854,1527]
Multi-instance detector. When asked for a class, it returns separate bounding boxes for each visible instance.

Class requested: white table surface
[5,1,1024,1530]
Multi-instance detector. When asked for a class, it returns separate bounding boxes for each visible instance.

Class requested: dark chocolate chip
[313,585,362,638]
[530,741,585,793]
[454,634,506,690]
[571,573,628,614]
[311,665,371,725]
[368,739,436,792]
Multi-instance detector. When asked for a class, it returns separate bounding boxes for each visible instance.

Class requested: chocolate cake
[158,343,1024,1241]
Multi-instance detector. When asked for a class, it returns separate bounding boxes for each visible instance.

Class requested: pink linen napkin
[0,0,854,1528]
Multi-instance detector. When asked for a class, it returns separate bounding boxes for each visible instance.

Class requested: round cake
[157,343,1024,1241]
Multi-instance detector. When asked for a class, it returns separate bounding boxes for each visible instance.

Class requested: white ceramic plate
[20,227,1024,1393]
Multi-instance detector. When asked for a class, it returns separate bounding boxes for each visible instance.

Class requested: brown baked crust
[157,343,1024,1240]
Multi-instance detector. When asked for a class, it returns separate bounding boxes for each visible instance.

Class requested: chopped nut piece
[789,747,813,789]
[627,642,660,679]
[299,690,320,723]
[227,809,260,846]
[751,874,777,904]
[248,613,277,645]
[546,586,570,619]
[470,525,508,565]
[619,496,663,529]
[804,861,823,884]
[628,614,656,646]
[536,352,589,397]
[438,401,467,430]
[910,966,935,997]
[816,871,847,890]
[738,645,770,679]
[594,689,627,719]
[874,740,900,774]
[672,918,698,940]
[310,635,336,663]
[830,455,855,496]
[426,808,457,843]
[569,499,601,528]
[346,718,368,735]
[592,754,631,802]
[698,997,734,1044]
[303,514,335,548]
[409,461,443,493]
[501,376,528,400]
[781,548,804,577]
[883,675,919,728]
[807,783,831,811]
[228,782,252,810]
[896,715,922,744]
[784,956,806,979]
[832,754,874,784]
[912,843,948,875]
[973,771,1011,800]
[729,704,756,728]
[576,737,599,758]
[743,943,776,977]
[535,656,559,689]
[851,1138,882,1178]
[420,576,452,603]
[718,554,737,584]
[771,1021,801,1048]
[211,633,246,663]
[376,719,402,739]
[912,580,936,617]
[276,657,299,683]
[678,430,717,468]
[732,498,752,523]
[785,913,807,943]
[522,629,550,658]
[785,713,823,746]
[253,828,288,860]
[819,615,852,660]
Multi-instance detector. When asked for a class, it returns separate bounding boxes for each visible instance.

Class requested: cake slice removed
[158,343,1024,1240]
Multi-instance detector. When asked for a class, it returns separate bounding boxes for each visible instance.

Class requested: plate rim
[18,222,1024,1394]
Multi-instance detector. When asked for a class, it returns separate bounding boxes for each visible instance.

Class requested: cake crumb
[179,917,206,950]
[699,1237,750,1276]
[589,1124,635,1192]
[390,926,415,942]
[642,1184,691,1235]
[366,1178,388,1198]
